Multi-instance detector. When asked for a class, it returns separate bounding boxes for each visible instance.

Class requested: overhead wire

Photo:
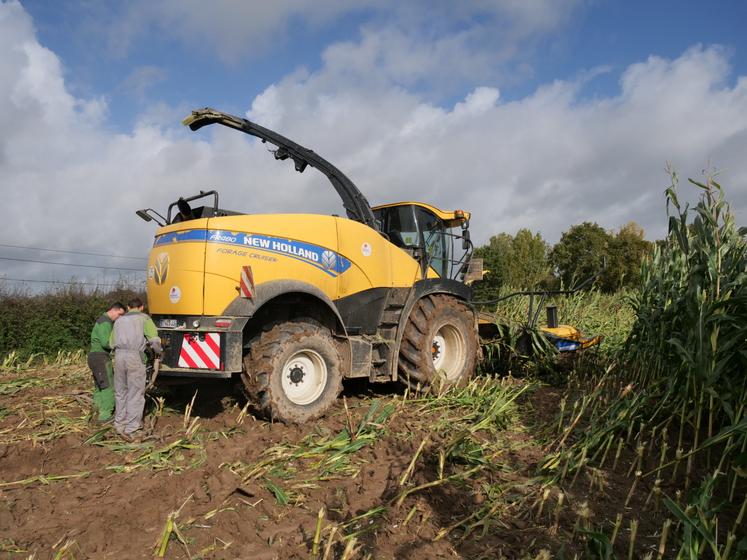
[0,242,147,260]
[0,241,147,288]
[0,255,145,272]
[0,277,145,287]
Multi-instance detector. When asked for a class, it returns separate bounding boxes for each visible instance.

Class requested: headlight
[192,320,200,328]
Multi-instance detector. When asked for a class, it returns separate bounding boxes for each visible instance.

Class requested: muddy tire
[242,318,343,423]
[398,294,478,392]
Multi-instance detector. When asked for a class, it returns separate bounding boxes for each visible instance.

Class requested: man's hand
[149,338,163,356]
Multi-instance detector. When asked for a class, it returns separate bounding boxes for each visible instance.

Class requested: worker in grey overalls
[109,297,162,441]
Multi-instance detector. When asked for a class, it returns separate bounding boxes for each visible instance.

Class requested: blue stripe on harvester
[153,229,352,277]
[153,229,208,246]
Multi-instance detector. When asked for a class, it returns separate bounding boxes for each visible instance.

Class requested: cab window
[374,205,451,278]
[374,206,420,249]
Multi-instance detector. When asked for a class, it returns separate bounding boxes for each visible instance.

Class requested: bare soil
[0,365,712,559]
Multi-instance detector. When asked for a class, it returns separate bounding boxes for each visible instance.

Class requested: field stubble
[3,352,741,559]
[0,358,630,559]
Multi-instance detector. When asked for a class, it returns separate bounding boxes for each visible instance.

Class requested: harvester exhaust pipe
[546,306,558,328]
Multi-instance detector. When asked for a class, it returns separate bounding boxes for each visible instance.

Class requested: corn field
[628,173,747,557]
[544,173,747,558]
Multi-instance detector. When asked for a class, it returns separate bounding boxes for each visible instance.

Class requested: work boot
[119,432,134,442]
[126,430,144,443]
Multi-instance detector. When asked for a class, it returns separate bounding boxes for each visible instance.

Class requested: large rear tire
[398,294,478,393]
[242,318,343,423]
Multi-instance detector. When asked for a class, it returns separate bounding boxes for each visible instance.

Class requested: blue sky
[1,0,746,287]
[23,1,747,128]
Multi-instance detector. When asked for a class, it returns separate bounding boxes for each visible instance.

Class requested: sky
[1,0,746,289]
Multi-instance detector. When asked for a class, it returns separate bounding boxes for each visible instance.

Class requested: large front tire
[398,295,478,392]
[243,319,343,423]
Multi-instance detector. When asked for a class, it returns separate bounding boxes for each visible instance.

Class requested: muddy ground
[0,364,695,559]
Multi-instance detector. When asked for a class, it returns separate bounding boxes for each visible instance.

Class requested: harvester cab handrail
[167,190,220,223]
[182,108,378,230]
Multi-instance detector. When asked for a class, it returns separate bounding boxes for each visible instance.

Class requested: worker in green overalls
[87,302,126,422]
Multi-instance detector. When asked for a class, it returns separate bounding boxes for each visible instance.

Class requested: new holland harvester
[136,108,599,423]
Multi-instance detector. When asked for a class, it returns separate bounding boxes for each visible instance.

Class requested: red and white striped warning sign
[179,333,221,369]
[239,265,254,298]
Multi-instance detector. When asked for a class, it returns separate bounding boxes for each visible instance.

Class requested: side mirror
[136,208,166,226]
[462,228,471,250]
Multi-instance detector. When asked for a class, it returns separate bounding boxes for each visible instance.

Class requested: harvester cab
[137,108,482,423]
[372,202,473,281]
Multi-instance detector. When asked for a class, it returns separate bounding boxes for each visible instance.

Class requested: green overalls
[87,313,115,421]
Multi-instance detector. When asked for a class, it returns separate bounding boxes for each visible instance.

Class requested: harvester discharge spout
[182,108,378,230]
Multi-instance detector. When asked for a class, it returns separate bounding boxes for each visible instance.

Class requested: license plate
[160,319,184,329]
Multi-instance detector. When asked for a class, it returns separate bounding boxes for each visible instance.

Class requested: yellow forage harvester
[135,108,600,424]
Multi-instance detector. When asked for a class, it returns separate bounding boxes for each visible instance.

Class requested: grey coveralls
[110,311,162,436]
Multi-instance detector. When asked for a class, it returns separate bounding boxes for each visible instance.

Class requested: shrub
[0,284,144,359]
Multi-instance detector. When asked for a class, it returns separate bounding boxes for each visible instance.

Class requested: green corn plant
[541,171,747,554]
[626,173,746,551]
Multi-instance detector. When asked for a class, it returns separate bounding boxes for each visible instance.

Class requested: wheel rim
[281,350,328,405]
[432,324,466,381]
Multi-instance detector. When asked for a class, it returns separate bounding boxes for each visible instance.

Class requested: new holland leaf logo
[321,250,337,271]
[154,253,169,285]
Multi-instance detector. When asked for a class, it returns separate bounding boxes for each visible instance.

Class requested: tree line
[471,221,653,300]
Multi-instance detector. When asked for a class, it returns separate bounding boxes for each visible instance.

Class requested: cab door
[412,206,450,279]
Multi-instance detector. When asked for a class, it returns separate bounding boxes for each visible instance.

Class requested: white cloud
[100,0,580,88]
[1,1,746,289]
[320,26,514,94]
[105,0,377,63]
[246,42,747,243]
